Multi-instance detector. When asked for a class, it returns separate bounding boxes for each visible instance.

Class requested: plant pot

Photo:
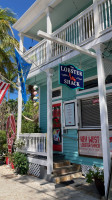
[5,157,9,165]
[10,162,14,169]
[95,178,105,196]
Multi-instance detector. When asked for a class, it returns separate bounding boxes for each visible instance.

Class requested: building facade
[13,0,112,194]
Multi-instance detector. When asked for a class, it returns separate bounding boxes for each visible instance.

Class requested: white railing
[23,0,112,68]
[24,40,47,64]
[98,0,112,32]
[19,133,47,156]
[51,5,94,58]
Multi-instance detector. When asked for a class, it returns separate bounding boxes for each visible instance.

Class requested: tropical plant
[0,8,19,99]
[13,152,29,175]
[21,99,40,133]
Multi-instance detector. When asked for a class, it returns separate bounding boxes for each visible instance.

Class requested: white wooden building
[13,0,112,195]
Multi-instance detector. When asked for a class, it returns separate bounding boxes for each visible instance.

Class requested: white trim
[52,86,62,100]
[28,156,47,166]
[76,87,112,100]
[39,87,40,128]
[52,100,63,153]
[63,99,78,130]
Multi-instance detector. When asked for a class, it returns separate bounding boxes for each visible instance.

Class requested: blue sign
[59,64,84,89]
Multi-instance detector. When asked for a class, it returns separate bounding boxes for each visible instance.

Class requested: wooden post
[46,7,53,175]
[17,33,24,139]
[94,44,111,196]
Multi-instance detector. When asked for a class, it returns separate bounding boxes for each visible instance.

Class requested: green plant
[0,130,8,157]
[13,152,29,175]
[86,165,104,183]
[14,139,25,149]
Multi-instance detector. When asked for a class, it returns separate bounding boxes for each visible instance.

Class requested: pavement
[0,164,103,200]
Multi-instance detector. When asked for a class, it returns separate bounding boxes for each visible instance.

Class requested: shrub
[13,152,29,175]
[0,130,8,157]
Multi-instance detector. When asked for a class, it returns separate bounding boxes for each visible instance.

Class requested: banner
[6,114,16,153]
[15,49,32,104]
[0,80,10,104]
[59,64,84,89]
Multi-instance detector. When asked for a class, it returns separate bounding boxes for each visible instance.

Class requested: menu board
[65,102,75,126]
[79,130,112,158]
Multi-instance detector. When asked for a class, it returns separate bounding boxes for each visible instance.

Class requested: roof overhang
[13,0,62,33]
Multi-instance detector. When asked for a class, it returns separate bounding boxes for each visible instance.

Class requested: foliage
[0,99,18,131]
[22,99,40,133]
[0,8,19,100]
[14,139,25,149]
[86,165,104,183]
[0,130,8,156]
[13,152,29,175]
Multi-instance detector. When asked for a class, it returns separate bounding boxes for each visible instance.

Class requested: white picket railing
[98,0,112,32]
[23,0,112,67]
[19,133,47,156]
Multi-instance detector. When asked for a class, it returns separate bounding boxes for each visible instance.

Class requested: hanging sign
[59,64,84,89]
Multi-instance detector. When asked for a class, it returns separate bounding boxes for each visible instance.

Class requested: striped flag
[0,80,10,104]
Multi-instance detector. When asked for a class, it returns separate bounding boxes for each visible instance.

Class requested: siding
[39,66,103,167]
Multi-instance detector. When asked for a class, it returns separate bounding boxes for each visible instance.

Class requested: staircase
[53,154,82,184]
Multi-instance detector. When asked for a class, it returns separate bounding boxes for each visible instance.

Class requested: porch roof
[13,0,92,41]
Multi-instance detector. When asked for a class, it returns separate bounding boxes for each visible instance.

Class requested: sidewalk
[0,164,101,200]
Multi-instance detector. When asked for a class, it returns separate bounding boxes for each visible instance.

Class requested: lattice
[28,163,40,177]
[81,164,104,176]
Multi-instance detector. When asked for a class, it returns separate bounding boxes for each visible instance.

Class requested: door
[52,103,62,152]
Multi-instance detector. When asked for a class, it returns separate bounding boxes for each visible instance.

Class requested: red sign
[92,98,99,104]
[6,115,16,153]
[52,103,62,152]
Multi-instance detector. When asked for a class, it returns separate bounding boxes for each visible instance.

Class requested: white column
[93,0,100,38]
[94,44,111,196]
[46,7,53,174]
[17,33,24,139]
[46,69,53,174]
[46,7,52,62]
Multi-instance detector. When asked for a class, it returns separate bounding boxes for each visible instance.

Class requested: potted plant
[86,165,105,196]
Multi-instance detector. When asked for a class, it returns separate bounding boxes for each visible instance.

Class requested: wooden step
[54,172,82,184]
[53,164,81,176]
[53,160,70,169]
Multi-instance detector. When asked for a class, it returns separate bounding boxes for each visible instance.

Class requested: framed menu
[64,102,75,126]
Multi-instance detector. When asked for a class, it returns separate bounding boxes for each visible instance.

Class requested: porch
[22,0,112,73]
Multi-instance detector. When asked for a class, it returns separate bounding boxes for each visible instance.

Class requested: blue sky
[0,0,36,49]
[0,0,36,100]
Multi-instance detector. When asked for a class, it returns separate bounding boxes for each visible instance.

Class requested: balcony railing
[23,0,112,69]
[19,133,47,156]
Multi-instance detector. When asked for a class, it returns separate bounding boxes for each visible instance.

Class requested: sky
[0,0,37,100]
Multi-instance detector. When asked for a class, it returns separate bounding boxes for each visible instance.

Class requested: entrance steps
[53,159,82,184]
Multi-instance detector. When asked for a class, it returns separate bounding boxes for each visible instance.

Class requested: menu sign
[79,130,112,157]
[65,102,75,126]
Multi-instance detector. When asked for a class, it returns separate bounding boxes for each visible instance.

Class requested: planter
[95,178,105,196]
[10,162,14,169]
[5,157,9,165]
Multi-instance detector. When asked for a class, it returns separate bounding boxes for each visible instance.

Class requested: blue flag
[15,49,32,104]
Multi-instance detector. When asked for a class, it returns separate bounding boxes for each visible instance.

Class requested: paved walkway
[0,164,102,200]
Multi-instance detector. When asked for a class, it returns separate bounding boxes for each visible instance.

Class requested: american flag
[0,80,10,104]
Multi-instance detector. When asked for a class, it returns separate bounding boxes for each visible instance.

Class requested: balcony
[23,0,112,72]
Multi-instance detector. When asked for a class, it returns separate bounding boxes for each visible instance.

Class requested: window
[52,87,62,99]
[81,94,112,128]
